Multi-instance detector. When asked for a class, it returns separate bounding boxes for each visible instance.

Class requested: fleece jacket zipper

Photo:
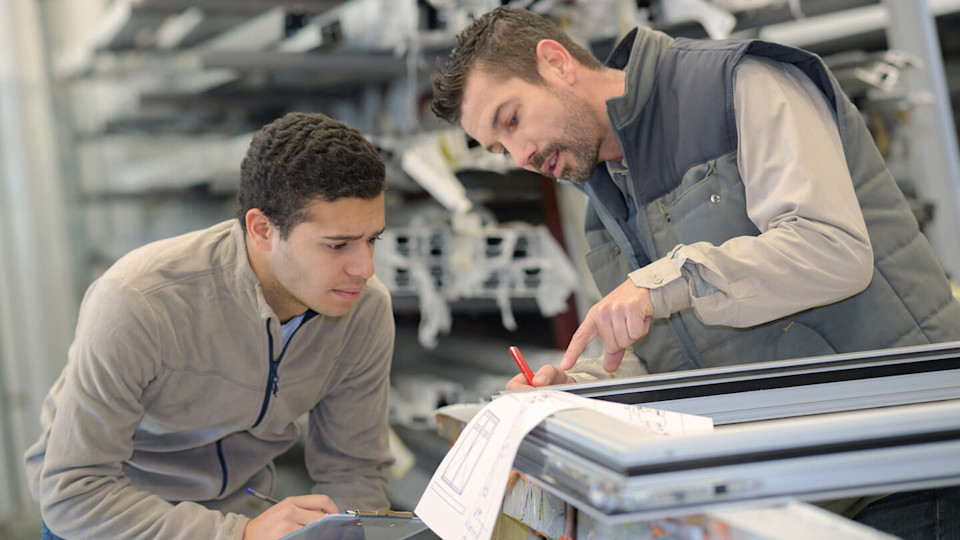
[219,314,317,496]
[252,313,317,429]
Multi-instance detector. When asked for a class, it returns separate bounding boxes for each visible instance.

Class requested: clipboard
[278,513,439,540]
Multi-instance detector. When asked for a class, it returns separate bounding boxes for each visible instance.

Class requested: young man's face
[261,193,385,320]
[459,67,603,185]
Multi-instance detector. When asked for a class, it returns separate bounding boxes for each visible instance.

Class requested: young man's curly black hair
[236,112,385,238]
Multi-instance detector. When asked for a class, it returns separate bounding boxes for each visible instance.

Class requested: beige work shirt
[632,55,873,327]
[569,56,873,382]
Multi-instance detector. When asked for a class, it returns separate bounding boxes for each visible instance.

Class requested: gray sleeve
[632,56,873,327]
[32,277,248,540]
[305,283,395,511]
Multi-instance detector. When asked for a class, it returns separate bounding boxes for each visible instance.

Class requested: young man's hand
[505,365,572,390]
[561,279,653,373]
[242,494,339,540]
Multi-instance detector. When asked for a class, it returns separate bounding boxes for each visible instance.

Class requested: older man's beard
[561,137,600,186]
[543,88,603,185]
[535,139,599,185]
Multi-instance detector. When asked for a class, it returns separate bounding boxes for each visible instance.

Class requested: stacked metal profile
[503,341,960,538]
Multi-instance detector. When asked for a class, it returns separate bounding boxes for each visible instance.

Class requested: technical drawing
[430,409,500,514]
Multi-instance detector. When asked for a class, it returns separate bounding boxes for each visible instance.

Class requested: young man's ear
[536,39,576,85]
[245,209,275,251]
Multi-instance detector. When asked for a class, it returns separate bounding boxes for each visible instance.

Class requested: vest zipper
[614,170,706,369]
[669,317,704,370]
[633,208,703,369]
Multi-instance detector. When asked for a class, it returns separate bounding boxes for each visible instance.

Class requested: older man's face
[459,67,603,185]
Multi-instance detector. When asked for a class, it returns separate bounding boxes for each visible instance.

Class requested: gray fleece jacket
[24,220,395,540]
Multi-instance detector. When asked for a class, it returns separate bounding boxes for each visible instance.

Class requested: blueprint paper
[415,390,713,539]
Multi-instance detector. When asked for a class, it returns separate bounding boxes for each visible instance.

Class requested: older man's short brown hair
[431,7,603,125]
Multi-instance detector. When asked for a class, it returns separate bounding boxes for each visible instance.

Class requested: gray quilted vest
[580,28,960,373]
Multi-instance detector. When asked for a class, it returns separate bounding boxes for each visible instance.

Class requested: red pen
[509,346,535,385]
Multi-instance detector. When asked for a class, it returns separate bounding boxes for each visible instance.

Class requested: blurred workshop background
[2,0,960,537]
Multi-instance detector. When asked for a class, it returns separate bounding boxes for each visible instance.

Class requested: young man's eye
[507,112,518,128]
[328,243,347,250]
[368,236,381,245]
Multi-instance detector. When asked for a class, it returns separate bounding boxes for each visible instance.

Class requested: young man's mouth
[333,288,363,299]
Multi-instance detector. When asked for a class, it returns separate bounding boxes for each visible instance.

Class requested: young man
[431,8,960,537]
[25,112,395,540]
[432,7,960,386]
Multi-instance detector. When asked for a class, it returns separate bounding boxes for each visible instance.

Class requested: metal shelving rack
[5,0,960,531]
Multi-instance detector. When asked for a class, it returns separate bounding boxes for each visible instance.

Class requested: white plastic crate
[375,217,579,348]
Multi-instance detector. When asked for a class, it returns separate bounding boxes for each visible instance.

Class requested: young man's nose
[346,244,376,279]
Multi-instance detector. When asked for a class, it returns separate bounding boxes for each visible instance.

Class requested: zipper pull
[271,373,279,397]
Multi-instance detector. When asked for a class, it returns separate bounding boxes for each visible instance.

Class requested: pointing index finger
[561,320,598,370]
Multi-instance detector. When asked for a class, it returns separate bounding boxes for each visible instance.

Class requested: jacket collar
[229,220,279,322]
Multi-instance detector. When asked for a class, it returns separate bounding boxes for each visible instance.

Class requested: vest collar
[604,27,674,132]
